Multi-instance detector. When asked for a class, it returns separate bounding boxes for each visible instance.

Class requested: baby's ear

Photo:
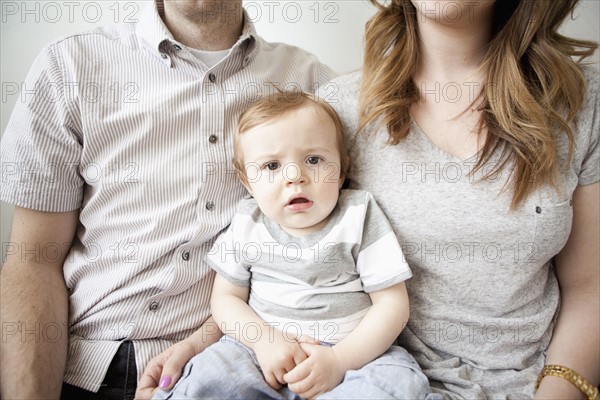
[233,159,253,194]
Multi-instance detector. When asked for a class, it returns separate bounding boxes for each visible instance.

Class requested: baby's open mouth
[286,194,313,211]
[288,197,310,205]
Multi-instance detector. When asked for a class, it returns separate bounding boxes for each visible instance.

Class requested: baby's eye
[264,161,280,171]
[306,156,322,165]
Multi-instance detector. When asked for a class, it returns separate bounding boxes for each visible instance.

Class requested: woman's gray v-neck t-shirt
[321,70,599,399]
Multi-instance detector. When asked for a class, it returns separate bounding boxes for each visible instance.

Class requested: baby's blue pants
[153,335,435,399]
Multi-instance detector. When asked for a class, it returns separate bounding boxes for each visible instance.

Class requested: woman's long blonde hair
[360,0,597,207]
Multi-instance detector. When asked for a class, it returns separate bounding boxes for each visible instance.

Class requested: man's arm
[1,206,78,399]
[285,282,409,398]
[534,183,599,399]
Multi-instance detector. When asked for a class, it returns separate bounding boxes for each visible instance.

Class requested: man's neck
[159,0,244,51]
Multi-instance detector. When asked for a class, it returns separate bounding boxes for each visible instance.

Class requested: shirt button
[206,201,215,211]
[208,73,216,83]
[209,134,217,144]
[182,251,190,261]
[161,53,168,59]
[173,44,182,51]
[535,206,542,214]
[149,302,160,312]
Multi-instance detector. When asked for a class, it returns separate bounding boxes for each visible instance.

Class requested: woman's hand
[134,339,200,399]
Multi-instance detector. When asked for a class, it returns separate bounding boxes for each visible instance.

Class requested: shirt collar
[238,10,258,55]
[136,1,257,58]
[135,1,173,54]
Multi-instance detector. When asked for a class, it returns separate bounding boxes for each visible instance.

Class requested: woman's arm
[285,282,409,398]
[535,183,599,399]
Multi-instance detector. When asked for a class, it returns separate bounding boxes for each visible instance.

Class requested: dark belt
[61,341,137,400]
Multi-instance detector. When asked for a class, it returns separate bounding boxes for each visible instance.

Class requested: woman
[325,0,598,398]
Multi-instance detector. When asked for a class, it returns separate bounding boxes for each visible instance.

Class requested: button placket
[160,52,173,66]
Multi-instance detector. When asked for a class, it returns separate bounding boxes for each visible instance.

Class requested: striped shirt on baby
[207,189,412,343]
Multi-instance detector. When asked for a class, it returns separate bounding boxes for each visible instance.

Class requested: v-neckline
[410,119,481,164]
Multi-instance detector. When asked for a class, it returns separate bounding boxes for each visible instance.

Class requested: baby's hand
[284,343,346,398]
[253,329,313,390]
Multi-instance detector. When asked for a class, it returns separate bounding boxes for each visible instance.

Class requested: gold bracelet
[535,364,599,400]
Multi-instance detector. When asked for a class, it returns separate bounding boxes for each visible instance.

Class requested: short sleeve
[356,192,412,292]
[578,72,599,186]
[0,44,83,211]
[206,216,251,287]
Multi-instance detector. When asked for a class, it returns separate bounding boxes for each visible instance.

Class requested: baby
[154,91,431,399]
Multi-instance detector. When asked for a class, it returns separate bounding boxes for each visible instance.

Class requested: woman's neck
[414,2,494,82]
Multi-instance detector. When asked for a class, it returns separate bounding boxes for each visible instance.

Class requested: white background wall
[1,1,599,260]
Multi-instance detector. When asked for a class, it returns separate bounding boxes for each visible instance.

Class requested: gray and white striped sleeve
[1,43,83,212]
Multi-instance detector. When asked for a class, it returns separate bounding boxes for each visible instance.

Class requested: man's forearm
[1,262,69,399]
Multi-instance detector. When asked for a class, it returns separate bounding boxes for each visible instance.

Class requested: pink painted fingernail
[159,376,172,388]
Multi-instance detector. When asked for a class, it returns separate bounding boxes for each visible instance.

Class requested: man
[0,1,335,398]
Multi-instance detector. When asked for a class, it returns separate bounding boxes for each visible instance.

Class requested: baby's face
[239,104,344,237]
